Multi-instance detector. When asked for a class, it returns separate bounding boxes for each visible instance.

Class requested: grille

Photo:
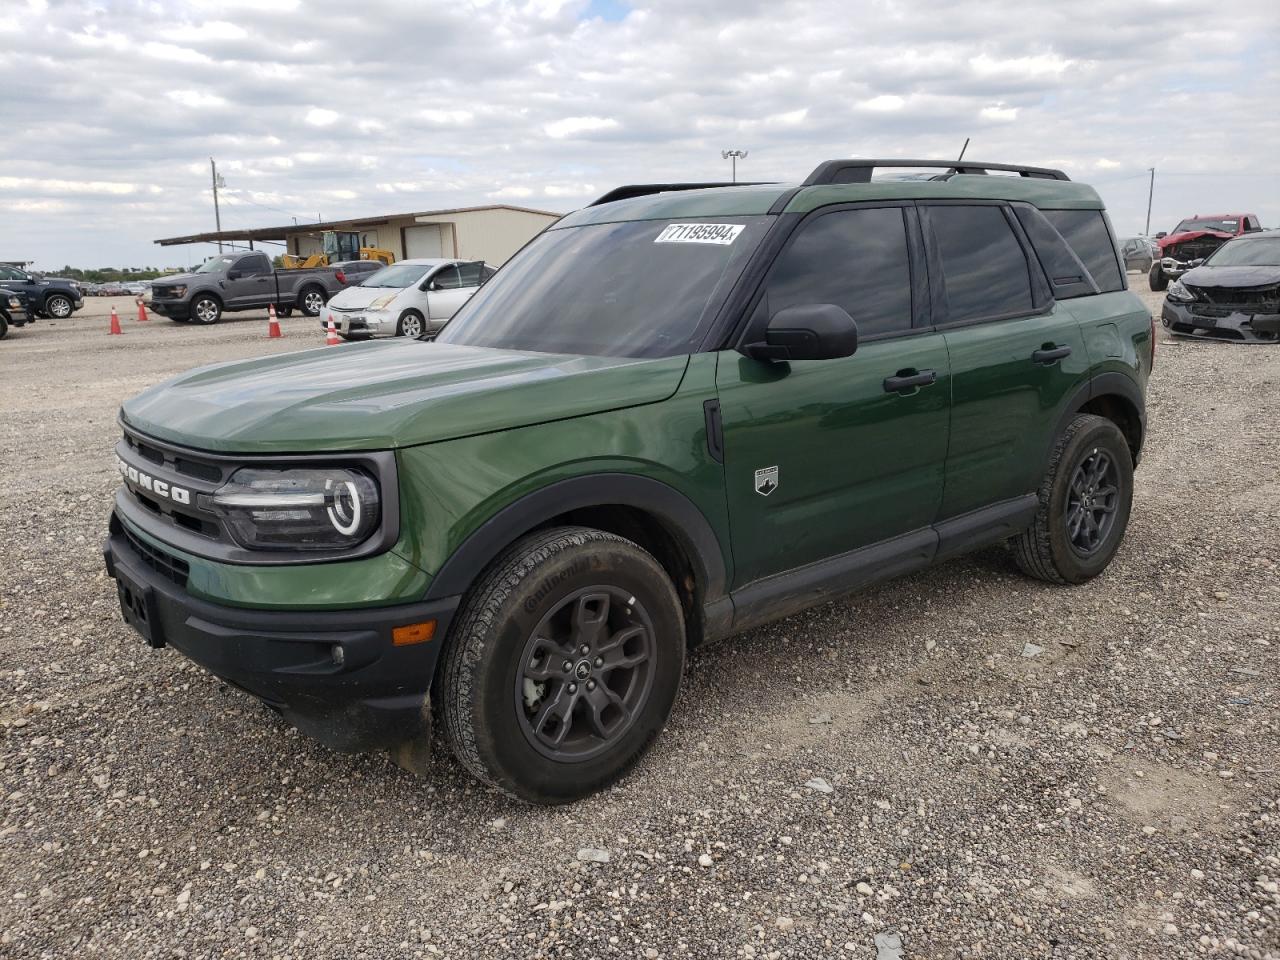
[1165,238,1226,262]
[122,524,190,587]
[1186,284,1280,311]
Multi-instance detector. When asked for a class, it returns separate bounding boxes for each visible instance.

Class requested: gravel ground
[1,286,1277,960]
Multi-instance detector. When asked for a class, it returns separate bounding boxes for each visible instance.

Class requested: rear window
[926,205,1034,323]
[1042,210,1124,293]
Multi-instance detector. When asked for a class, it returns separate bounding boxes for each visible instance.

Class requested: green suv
[104,159,1153,803]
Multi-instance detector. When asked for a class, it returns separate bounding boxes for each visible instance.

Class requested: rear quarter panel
[1066,290,1153,391]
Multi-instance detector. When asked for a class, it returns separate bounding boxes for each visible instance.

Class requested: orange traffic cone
[325,317,341,346]
[108,306,123,335]
[267,303,282,339]
[136,297,149,322]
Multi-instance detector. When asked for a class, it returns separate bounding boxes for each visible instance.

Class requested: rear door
[923,203,1091,520]
[715,204,951,586]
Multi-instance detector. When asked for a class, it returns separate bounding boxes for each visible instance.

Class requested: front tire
[44,294,72,319]
[191,295,221,324]
[1012,414,1134,585]
[396,310,425,338]
[439,527,685,804]
[1148,265,1168,292]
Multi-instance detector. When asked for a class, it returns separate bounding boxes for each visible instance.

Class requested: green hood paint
[121,339,690,453]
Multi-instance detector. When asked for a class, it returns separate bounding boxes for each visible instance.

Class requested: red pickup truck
[1150,213,1265,290]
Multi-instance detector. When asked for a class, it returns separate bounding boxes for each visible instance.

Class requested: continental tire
[1012,414,1134,585]
[439,526,685,804]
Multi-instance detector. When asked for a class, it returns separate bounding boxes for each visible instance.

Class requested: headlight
[368,293,397,310]
[206,467,380,551]
[6,296,18,309]
[167,285,187,298]
[1167,279,1196,302]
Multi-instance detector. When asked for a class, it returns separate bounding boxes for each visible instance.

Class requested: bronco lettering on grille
[118,456,191,505]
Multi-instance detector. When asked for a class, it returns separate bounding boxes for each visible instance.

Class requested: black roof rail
[803,159,1070,185]
[589,182,772,207]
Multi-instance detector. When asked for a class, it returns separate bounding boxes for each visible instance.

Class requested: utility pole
[210,158,226,252]
[1145,167,1156,236]
[721,149,748,183]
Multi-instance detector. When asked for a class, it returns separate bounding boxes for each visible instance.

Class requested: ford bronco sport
[104,159,1152,804]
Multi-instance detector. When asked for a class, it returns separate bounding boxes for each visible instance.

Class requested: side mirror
[742,304,859,362]
[1155,231,1167,239]
[226,269,242,280]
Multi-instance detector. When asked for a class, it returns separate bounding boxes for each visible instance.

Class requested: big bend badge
[754,465,779,497]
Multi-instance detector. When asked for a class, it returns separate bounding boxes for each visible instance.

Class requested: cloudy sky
[1,0,1277,270]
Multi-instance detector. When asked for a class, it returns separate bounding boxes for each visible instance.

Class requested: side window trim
[726,200,923,350]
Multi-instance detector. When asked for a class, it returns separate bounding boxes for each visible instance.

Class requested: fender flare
[423,473,728,604]
[1050,372,1146,466]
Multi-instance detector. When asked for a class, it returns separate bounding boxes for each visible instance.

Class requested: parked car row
[83,281,151,296]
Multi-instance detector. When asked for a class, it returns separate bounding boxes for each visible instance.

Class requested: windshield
[1205,237,1280,267]
[195,255,238,274]
[1173,218,1239,235]
[360,263,431,288]
[436,217,767,358]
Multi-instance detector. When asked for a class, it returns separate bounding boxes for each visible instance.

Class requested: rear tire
[439,526,685,804]
[298,287,326,317]
[1012,414,1133,585]
[0,314,8,339]
[1148,265,1168,292]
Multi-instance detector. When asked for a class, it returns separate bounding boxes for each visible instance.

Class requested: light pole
[1145,167,1156,236]
[721,149,748,183]
[211,158,227,252]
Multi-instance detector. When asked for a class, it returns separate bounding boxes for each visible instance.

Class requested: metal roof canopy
[154,204,562,247]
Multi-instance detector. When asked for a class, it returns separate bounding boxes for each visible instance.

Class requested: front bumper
[102,515,457,753]
[1162,300,1280,343]
[148,299,190,320]
[323,309,391,337]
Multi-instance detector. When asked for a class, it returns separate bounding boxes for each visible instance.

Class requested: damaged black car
[1162,230,1280,343]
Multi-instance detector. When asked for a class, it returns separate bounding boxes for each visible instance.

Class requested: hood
[1181,264,1280,288]
[152,272,200,286]
[327,283,406,310]
[120,339,690,453]
[1158,229,1232,251]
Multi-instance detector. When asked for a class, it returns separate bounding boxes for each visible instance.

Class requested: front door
[425,262,485,330]
[715,205,951,587]
[225,253,272,308]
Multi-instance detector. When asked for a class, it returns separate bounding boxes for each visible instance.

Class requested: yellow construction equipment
[280,231,395,269]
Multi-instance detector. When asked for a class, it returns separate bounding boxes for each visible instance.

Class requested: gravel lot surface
[1,287,1277,959]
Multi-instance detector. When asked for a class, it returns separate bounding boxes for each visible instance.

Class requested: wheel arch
[423,474,731,646]
[1058,372,1146,464]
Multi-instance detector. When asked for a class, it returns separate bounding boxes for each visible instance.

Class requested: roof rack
[803,159,1070,185]
[589,182,771,207]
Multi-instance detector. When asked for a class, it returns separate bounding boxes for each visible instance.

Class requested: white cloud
[858,95,906,112]
[979,103,1018,122]
[166,90,228,109]
[488,186,535,199]
[304,108,340,127]
[544,116,620,139]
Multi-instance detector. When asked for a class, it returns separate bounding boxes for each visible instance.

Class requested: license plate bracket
[115,566,166,648]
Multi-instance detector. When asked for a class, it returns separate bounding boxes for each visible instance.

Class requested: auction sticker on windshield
[654,223,744,245]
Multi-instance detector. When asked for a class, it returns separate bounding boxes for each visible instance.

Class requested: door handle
[1032,344,1072,365]
[882,369,938,393]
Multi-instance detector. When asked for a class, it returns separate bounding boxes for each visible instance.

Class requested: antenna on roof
[957,137,970,162]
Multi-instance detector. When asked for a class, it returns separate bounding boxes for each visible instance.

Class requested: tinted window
[0,266,24,282]
[456,261,484,287]
[437,218,766,358]
[929,205,1034,322]
[764,207,912,337]
[238,254,270,276]
[1042,209,1123,293]
[432,265,463,290]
